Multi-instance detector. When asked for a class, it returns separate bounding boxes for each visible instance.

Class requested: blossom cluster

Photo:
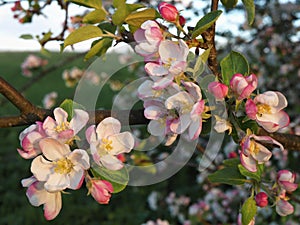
[21,54,48,77]
[17,107,134,220]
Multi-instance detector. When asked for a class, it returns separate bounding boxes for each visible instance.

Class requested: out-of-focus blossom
[11,1,22,11]
[43,107,89,143]
[240,132,284,172]
[86,117,135,170]
[21,54,48,77]
[214,115,232,134]
[134,20,163,58]
[276,191,295,217]
[208,81,228,100]
[17,122,45,159]
[31,138,90,192]
[255,192,268,207]
[142,219,170,225]
[245,91,290,132]
[86,178,113,204]
[42,92,58,109]
[62,67,84,87]
[158,2,179,23]
[230,74,257,100]
[277,170,298,193]
[22,176,62,221]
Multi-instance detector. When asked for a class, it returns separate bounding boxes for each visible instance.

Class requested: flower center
[55,121,70,133]
[164,57,176,68]
[54,158,74,174]
[100,138,113,152]
[249,140,260,154]
[256,103,271,117]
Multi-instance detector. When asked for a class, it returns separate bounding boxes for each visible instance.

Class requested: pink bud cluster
[158,2,186,26]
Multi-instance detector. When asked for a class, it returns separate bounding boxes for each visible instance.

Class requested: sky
[0,0,246,52]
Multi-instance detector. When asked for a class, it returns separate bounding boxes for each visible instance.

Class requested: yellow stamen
[249,140,260,154]
[54,158,74,174]
[256,103,271,117]
[100,138,113,152]
[55,121,70,132]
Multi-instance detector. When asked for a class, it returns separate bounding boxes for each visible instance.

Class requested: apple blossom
[213,115,232,134]
[240,132,284,172]
[276,191,295,216]
[277,170,298,192]
[85,117,135,170]
[43,107,89,143]
[208,81,228,100]
[17,121,45,159]
[22,176,62,220]
[21,54,48,77]
[31,138,90,192]
[255,192,268,207]
[230,74,257,100]
[134,20,163,58]
[145,40,189,89]
[158,2,179,23]
[86,178,113,204]
[245,91,290,132]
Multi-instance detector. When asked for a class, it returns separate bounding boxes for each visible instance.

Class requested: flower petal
[69,149,90,170]
[31,155,53,181]
[43,192,62,220]
[96,117,121,139]
[68,167,84,190]
[54,108,68,124]
[39,138,71,161]
[69,109,89,135]
[240,153,257,172]
[109,132,135,155]
[145,62,168,76]
[100,154,124,170]
[45,173,69,192]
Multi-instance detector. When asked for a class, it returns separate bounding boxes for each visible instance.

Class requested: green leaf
[191,10,222,38]
[98,22,117,34]
[125,8,158,28]
[238,164,262,182]
[84,38,113,60]
[82,9,107,24]
[113,0,125,8]
[19,34,34,40]
[39,31,52,44]
[221,0,238,9]
[112,5,128,25]
[220,51,250,85]
[208,166,247,185]
[59,99,86,121]
[192,48,211,78]
[241,0,255,25]
[223,158,240,167]
[241,197,257,225]
[66,0,102,9]
[64,25,103,49]
[91,165,129,193]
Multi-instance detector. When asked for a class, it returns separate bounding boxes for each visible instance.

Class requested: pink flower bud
[158,2,179,23]
[87,179,113,204]
[208,81,228,100]
[277,170,298,192]
[230,73,257,100]
[255,192,268,207]
[179,16,186,26]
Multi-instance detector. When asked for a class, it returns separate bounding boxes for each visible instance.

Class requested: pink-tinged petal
[277,170,294,181]
[276,199,294,216]
[152,76,174,90]
[165,91,194,110]
[17,148,41,159]
[26,181,47,206]
[57,129,74,140]
[109,132,135,155]
[86,125,96,144]
[44,192,62,220]
[274,91,288,111]
[279,181,298,192]
[239,84,256,100]
[251,143,272,163]
[42,116,57,136]
[207,81,228,100]
[68,168,84,190]
[45,173,69,192]
[137,80,155,99]
[165,134,177,146]
[254,91,279,107]
[230,74,244,89]
[256,120,279,133]
[182,81,202,101]
[19,124,37,142]
[21,176,37,187]
[252,135,284,151]
[53,108,68,124]
[170,114,191,134]
[145,27,163,43]
[89,180,113,204]
[240,153,257,172]
[188,117,202,140]
[144,105,166,120]
[31,155,53,181]
[245,99,257,120]
[69,109,89,135]
[257,111,290,132]
[100,154,124,170]
[145,62,168,76]
[148,120,165,136]
[133,28,145,43]
[69,149,90,170]
[39,138,71,160]
[191,100,205,117]
[169,61,186,75]
[96,117,121,139]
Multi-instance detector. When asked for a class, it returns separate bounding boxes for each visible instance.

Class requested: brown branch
[201,0,221,78]
[258,128,300,151]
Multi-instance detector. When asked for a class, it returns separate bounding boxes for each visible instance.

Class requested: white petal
[39,138,71,161]
[31,156,53,182]
[251,143,272,163]
[54,108,68,124]
[69,109,89,135]
[26,181,47,206]
[148,119,165,136]
[96,117,121,139]
[43,192,62,220]
[69,149,90,170]
[170,114,191,134]
[109,132,135,155]
[68,168,84,190]
[45,173,69,192]
[240,153,257,172]
[145,63,168,76]
[101,154,124,170]
[165,91,193,110]
[85,125,97,144]
[144,105,166,120]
